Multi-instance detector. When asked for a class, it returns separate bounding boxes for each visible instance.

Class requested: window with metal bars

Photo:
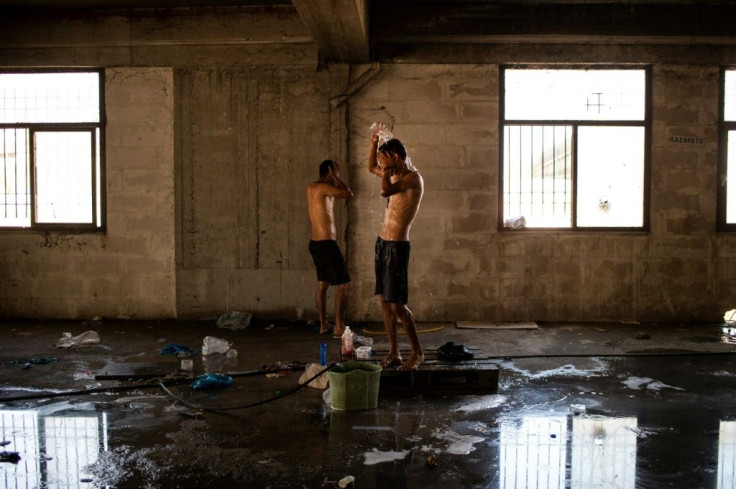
[718,68,736,231]
[0,70,104,230]
[500,66,650,230]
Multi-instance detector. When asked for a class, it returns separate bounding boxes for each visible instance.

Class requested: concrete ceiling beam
[292,0,370,62]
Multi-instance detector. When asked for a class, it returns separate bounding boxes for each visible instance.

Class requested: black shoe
[437,341,474,361]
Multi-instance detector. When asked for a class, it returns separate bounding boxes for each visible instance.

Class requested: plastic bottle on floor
[341,326,354,358]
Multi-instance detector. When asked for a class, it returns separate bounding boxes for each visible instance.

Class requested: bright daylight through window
[0,70,103,229]
[722,69,736,229]
[501,67,648,229]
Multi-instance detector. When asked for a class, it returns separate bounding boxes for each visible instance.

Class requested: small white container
[180,359,194,372]
[355,346,372,360]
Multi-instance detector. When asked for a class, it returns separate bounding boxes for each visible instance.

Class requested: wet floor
[1,321,736,488]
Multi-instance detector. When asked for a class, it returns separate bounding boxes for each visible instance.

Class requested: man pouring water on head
[368,123,425,371]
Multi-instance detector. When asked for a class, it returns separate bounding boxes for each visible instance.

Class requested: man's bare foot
[319,323,333,335]
[380,353,403,368]
[399,352,424,371]
[333,326,345,337]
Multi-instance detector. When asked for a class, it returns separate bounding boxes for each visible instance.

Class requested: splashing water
[369,122,393,143]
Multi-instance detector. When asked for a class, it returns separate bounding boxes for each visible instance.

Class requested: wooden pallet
[347,348,499,392]
[95,361,188,380]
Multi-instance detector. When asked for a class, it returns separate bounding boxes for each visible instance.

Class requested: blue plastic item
[190,373,233,390]
[160,343,198,357]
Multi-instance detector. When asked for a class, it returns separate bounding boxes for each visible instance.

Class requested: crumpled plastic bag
[724,309,736,324]
[298,363,329,389]
[202,336,230,355]
[504,215,526,230]
[55,331,100,348]
[160,343,198,357]
[190,373,233,390]
[202,351,238,374]
[216,311,251,330]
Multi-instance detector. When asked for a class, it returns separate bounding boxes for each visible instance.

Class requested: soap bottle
[341,326,354,357]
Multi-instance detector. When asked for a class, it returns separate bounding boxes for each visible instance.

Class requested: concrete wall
[174,65,350,320]
[0,6,734,323]
[0,68,176,318]
[347,63,734,323]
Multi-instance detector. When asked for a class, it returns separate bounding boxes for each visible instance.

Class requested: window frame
[718,66,736,232]
[498,64,652,232]
[0,68,106,232]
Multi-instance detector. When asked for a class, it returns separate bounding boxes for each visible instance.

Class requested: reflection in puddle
[501,415,567,488]
[721,326,736,344]
[500,414,637,489]
[571,416,637,489]
[0,409,107,488]
[719,421,736,489]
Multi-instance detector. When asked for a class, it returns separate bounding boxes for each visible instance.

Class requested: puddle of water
[432,429,486,455]
[501,357,611,379]
[363,448,411,465]
[454,394,507,413]
[622,376,685,391]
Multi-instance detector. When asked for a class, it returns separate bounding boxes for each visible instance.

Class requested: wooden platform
[350,348,499,392]
[95,361,187,380]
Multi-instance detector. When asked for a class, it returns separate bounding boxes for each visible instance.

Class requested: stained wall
[0,6,734,323]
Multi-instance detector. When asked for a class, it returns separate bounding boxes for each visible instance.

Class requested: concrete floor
[1,318,736,488]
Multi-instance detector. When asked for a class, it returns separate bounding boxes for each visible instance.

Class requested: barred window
[0,70,104,230]
[500,67,649,230]
[719,69,736,231]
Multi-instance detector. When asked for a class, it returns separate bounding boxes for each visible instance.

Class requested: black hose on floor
[0,364,308,403]
[158,362,336,412]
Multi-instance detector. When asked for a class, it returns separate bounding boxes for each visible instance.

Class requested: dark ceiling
[3,0,735,63]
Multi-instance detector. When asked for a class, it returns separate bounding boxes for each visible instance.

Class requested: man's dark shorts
[374,236,410,304]
[309,240,351,285]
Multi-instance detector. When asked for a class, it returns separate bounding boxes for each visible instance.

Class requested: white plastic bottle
[341,326,354,357]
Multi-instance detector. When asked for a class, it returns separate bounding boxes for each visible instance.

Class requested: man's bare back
[306,160,352,336]
[306,164,352,240]
[307,183,338,240]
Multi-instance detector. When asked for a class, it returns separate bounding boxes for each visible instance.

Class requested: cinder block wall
[347,63,734,323]
[0,68,176,318]
[0,6,734,323]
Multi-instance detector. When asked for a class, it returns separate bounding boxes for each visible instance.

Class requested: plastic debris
[355,346,372,360]
[55,331,100,348]
[353,334,374,347]
[190,373,233,390]
[298,363,329,389]
[338,475,355,488]
[725,309,736,324]
[504,215,526,229]
[202,353,236,374]
[216,311,251,330]
[160,343,197,357]
[571,404,586,414]
[4,357,57,368]
[341,327,354,357]
[202,336,230,355]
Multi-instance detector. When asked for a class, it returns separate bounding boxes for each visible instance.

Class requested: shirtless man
[368,124,425,371]
[307,160,353,336]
